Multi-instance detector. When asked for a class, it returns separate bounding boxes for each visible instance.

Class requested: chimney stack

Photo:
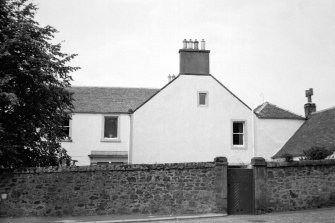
[304,88,316,118]
[179,38,210,75]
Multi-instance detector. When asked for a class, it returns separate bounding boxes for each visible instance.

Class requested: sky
[32,0,335,116]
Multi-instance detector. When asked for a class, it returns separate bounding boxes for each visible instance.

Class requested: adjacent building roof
[273,107,335,158]
[254,102,305,120]
[70,87,158,113]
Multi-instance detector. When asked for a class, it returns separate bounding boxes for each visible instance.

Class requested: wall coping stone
[251,157,266,166]
[0,162,216,174]
[267,159,335,168]
[214,157,228,166]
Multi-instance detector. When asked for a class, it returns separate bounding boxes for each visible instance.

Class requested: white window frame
[197,91,208,107]
[61,117,72,142]
[231,120,247,150]
[101,115,120,142]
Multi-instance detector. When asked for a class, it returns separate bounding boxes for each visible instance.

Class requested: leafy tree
[302,146,334,160]
[281,153,293,162]
[0,0,79,167]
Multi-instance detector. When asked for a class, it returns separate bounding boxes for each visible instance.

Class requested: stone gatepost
[251,157,268,214]
[214,157,228,213]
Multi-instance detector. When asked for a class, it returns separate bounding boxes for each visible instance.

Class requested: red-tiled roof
[70,87,158,113]
[273,107,335,158]
[254,102,305,120]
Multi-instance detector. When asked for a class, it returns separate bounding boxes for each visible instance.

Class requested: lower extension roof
[69,87,158,113]
[273,107,335,158]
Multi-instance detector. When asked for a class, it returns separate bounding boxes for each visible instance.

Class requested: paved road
[172,208,335,223]
[1,207,335,223]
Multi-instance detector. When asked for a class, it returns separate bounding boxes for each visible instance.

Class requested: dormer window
[198,92,208,106]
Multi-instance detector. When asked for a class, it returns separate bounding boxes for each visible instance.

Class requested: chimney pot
[194,39,199,50]
[187,39,193,49]
[182,39,187,49]
[201,39,205,50]
[168,74,172,82]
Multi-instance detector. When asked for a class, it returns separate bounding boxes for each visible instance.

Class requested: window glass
[233,122,244,145]
[104,116,118,138]
[199,93,207,105]
[62,118,70,138]
[233,134,243,145]
[233,122,243,133]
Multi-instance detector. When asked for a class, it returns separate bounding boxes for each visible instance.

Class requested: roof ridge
[254,102,269,113]
[71,86,159,90]
[270,103,305,119]
[311,106,335,115]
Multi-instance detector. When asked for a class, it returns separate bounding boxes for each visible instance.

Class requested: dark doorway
[227,168,254,214]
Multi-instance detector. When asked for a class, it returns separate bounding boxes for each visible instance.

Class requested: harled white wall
[131,75,254,165]
[61,113,130,165]
[254,118,304,160]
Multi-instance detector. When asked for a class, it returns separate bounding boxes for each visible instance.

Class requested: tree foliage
[0,0,79,167]
[302,146,334,161]
[281,153,293,162]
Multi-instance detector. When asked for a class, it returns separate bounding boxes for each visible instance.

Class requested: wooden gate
[227,168,254,214]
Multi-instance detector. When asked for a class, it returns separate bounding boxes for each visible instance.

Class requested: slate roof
[273,107,335,158]
[254,102,305,120]
[69,87,158,113]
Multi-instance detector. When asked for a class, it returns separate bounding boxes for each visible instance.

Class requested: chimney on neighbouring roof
[304,88,316,118]
[168,74,176,83]
[179,38,210,75]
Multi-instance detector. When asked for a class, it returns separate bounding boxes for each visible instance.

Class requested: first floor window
[104,116,118,139]
[233,122,244,146]
[61,118,71,139]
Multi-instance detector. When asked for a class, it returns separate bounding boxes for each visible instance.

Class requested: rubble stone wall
[0,158,227,217]
[253,159,335,213]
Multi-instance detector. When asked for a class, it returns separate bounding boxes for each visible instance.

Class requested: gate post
[214,157,228,213]
[251,157,268,214]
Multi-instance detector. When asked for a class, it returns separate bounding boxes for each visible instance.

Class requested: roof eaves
[72,111,131,114]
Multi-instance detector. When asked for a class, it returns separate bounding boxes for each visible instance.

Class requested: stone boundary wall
[0,157,227,217]
[253,158,335,214]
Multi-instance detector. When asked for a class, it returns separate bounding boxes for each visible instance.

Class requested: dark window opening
[61,118,70,139]
[104,116,118,138]
[233,122,244,146]
[199,93,207,105]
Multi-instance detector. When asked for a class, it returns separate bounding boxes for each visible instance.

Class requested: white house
[253,102,305,160]
[61,87,157,165]
[62,39,304,165]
